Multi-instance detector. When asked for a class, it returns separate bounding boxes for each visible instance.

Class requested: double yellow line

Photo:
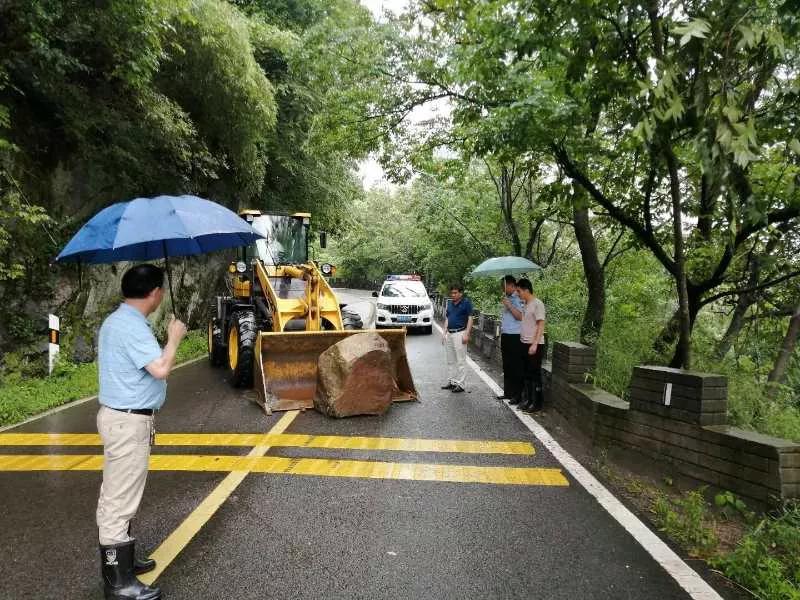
[0,414,568,583]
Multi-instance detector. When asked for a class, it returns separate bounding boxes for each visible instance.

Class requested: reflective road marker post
[48,314,60,375]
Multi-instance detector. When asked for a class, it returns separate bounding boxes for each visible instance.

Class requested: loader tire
[208,320,226,367]
[227,310,257,388]
[341,308,363,330]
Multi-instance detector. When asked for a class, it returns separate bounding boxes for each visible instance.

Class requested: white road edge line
[433,322,722,600]
[0,355,207,433]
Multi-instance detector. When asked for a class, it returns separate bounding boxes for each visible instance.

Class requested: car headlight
[377,303,388,311]
[236,261,247,273]
[320,263,333,275]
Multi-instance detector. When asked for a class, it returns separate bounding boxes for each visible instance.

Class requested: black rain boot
[517,380,534,411]
[100,540,161,600]
[522,380,544,413]
[128,524,156,575]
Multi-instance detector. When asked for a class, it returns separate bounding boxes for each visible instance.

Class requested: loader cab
[244,212,309,266]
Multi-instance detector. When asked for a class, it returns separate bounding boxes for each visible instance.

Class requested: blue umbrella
[55,195,263,263]
[55,195,265,315]
[469,256,542,278]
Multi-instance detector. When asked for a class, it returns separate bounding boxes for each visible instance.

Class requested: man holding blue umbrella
[96,264,186,600]
[54,194,265,598]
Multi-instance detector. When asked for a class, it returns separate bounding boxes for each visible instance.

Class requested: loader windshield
[250,214,308,265]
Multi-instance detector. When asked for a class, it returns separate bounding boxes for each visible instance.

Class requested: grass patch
[0,329,207,427]
[599,460,800,599]
[712,502,800,600]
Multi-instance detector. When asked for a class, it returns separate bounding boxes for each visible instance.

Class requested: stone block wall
[629,366,727,426]
[549,341,800,504]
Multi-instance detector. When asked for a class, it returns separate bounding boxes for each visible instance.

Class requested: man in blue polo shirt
[441,283,474,393]
[96,264,186,600]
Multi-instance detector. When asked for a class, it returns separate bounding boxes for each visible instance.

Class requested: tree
[400,0,800,367]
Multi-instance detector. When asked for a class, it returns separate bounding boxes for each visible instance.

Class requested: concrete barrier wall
[433,299,800,504]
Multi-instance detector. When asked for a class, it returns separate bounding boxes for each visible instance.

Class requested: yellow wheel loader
[207,211,417,414]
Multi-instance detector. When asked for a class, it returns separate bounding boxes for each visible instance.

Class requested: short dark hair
[449,283,464,293]
[121,264,164,299]
[517,278,532,292]
[502,274,517,285]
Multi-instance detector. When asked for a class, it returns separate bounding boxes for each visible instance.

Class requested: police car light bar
[387,274,422,281]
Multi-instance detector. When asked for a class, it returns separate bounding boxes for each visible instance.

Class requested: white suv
[372,275,434,334]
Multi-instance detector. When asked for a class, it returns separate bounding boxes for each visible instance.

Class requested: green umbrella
[469,256,542,278]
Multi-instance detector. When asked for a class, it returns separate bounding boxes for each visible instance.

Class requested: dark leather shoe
[508,396,522,405]
[451,385,465,393]
[134,556,156,575]
[441,383,454,390]
[496,394,509,400]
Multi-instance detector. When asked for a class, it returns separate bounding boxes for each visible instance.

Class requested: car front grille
[388,304,421,315]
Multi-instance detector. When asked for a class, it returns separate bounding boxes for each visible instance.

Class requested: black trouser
[500,333,523,398]
[521,342,545,408]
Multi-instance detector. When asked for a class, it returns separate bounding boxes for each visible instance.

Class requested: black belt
[448,327,465,333]
[108,406,154,416]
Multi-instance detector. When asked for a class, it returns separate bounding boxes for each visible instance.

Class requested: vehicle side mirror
[371,291,378,298]
[319,231,327,248]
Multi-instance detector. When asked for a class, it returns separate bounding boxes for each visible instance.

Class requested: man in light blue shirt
[99,303,167,410]
[96,264,186,600]
[498,275,525,403]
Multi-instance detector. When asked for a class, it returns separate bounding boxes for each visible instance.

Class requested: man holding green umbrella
[498,275,525,403]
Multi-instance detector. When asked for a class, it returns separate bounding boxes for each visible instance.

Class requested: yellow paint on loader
[254,328,417,414]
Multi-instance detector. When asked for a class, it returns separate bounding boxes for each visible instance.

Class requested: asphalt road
[0,291,717,600]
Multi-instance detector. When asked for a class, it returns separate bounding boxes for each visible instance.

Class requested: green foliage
[0,361,98,426]
[714,491,756,523]
[712,502,800,600]
[652,488,719,558]
[391,0,800,368]
[159,0,278,199]
[175,329,207,364]
[0,329,207,427]
[0,0,380,357]
[0,177,55,283]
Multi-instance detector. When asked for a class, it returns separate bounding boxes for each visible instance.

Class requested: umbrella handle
[163,247,180,321]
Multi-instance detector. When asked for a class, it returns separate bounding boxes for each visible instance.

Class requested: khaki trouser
[96,405,153,545]
[444,330,468,389]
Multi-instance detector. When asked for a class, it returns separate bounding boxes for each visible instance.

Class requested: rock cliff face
[0,252,230,365]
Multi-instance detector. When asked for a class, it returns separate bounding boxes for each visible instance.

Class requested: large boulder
[314,332,395,417]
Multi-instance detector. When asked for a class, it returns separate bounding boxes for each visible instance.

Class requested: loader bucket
[254,329,417,414]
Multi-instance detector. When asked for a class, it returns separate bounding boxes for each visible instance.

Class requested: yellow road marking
[0,453,568,486]
[139,410,298,585]
[0,432,534,455]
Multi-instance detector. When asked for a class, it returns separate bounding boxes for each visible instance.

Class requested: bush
[712,502,800,600]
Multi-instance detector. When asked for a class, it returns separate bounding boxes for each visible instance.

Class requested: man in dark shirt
[441,283,474,393]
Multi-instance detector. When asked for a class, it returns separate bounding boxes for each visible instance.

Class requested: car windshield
[381,282,427,298]
[249,215,307,265]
